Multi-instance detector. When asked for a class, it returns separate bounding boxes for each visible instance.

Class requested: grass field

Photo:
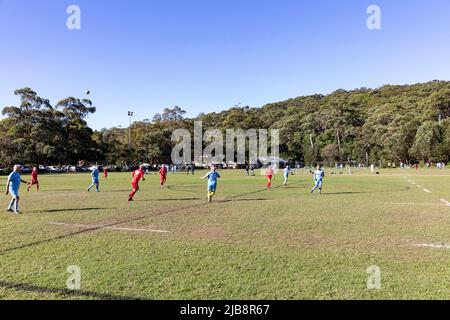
[0,168,449,300]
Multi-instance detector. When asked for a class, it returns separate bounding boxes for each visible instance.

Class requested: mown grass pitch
[0,169,448,300]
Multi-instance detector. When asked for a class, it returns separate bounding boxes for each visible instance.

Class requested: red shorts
[30,180,39,185]
[160,175,166,182]
[266,175,273,180]
[132,182,139,191]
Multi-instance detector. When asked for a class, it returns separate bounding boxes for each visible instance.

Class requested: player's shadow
[135,198,203,202]
[221,198,268,203]
[321,192,369,195]
[0,279,140,300]
[40,208,113,213]
[322,186,410,195]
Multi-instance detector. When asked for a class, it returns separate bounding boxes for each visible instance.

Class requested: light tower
[128,111,134,151]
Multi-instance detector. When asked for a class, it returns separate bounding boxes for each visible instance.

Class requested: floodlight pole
[128,111,134,151]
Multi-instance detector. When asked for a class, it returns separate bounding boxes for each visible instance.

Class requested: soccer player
[311,165,325,194]
[87,166,100,192]
[159,165,167,187]
[283,165,291,186]
[265,166,274,190]
[104,167,108,179]
[27,166,39,192]
[5,165,28,214]
[129,165,146,201]
[201,165,221,203]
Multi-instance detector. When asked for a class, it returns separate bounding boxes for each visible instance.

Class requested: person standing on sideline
[6,165,28,214]
[27,166,39,192]
[88,166,100,192]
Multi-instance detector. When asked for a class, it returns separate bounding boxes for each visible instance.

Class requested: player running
[159,165,168,187]
[128,165,146,201]
[201,165,221,203]
[104,167,108,179]
[283,165,291,186]
[265,166,274,190]
[311,165,325,194]
[27,166,39,192]
[5,165,28,214]
[87,166,100,192]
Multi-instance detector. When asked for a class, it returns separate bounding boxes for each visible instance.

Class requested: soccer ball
[86,90,91,95]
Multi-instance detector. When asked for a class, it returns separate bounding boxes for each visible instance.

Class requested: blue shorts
[9,187,19,198]
[314,180,323,188]
[92,179,99,185]
[208,183,217,192]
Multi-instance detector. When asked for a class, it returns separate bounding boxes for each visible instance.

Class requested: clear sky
[1,0,450,129]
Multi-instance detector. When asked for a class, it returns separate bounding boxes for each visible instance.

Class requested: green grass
[0,168,449,300]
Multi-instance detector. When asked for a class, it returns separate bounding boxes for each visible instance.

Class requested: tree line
[1,81,450,168]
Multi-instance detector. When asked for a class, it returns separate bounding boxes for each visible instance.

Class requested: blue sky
[1,0,450,129]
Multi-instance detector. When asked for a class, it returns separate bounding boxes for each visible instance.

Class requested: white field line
[440,199,450,207]
[406,179,433,194]
[416,244,450,250]
[49,222,170,234]
[385,202,444,206]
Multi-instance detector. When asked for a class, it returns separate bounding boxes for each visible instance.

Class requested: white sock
[8,199,15,210]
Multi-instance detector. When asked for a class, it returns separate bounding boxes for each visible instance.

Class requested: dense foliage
[2,81,450,167]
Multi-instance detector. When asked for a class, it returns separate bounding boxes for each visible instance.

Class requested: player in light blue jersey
[283,165,291,186]
[311,165,325,194]
[201,165,221,203]
[88,166,100,192]
[5,165,28,214]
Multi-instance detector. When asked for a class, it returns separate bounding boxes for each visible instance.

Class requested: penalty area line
[440,199,450,207]
[415,244,450,250]
[49,222,170,234]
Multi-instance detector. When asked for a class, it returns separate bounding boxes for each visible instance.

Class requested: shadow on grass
[0,280,140,300]
[135,198,203,202]
[0,181,297,256]
[40,208,113,213]
[221,198,268,203]
[322,186,411,195]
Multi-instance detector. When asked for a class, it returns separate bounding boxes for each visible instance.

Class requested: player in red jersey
[104,167,108,179]
[265,166,274,190]
[159,165,167,187]
[27,167,39,192]
[128,165,146,201]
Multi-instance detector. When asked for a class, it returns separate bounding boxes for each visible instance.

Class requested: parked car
[21,166,31,174]
[67,166,77,173]
[48,166,62,173]
[38,165,51,173]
